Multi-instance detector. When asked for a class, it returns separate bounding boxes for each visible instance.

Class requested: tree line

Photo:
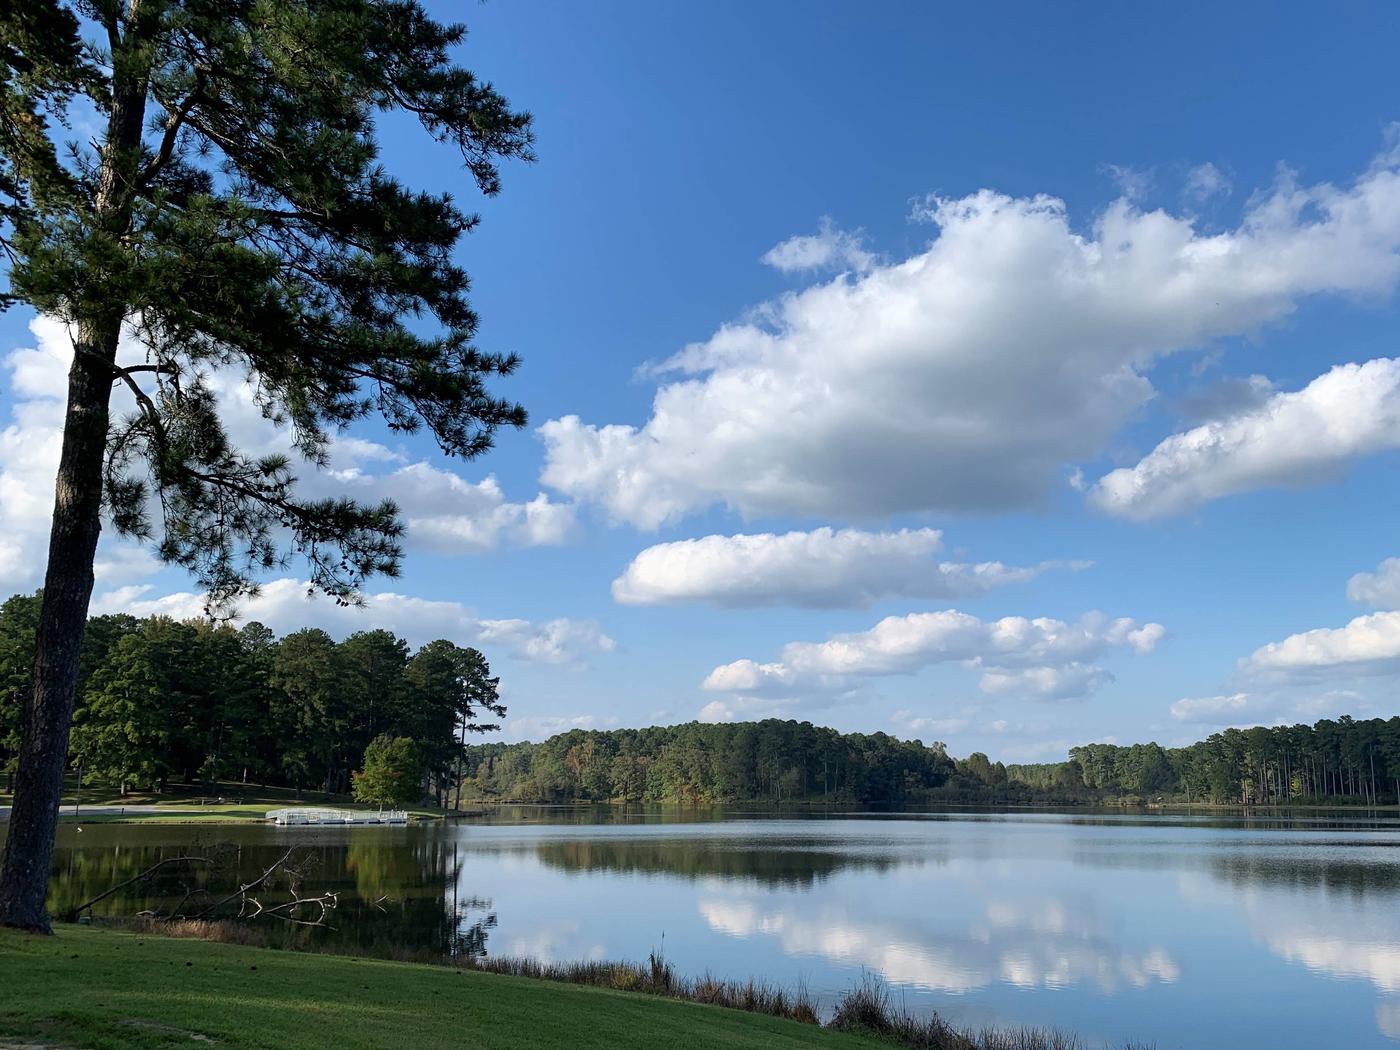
[1011,717,1400,805]
[466,717,1400,807]
[463,721,1021,805]
[0,593,503,804]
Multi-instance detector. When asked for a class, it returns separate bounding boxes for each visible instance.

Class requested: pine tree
[0,0,532,930]
[403,641,503,806]
[70,628,174,792]
[0,592,42,788]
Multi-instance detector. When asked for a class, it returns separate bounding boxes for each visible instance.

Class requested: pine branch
[137,75,205,189]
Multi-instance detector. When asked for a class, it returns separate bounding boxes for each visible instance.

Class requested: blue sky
[5,1,1400,759]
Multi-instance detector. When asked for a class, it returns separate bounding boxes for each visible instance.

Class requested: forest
[464,721,965,805]
[1007,719,1400,805]
[465,717,1400,807]
[0,592,503,803]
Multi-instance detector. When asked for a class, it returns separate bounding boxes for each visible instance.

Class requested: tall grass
[825,973,1155,1050]
[122,918,1151,1050]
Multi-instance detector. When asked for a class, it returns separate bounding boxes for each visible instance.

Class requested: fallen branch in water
[239,890,339,929]
[65,856,214,922]
[71,843,333,928]
[189,847,295,920]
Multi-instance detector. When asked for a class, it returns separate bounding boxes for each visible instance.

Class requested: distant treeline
[465,716,1400,807]
[1007,718,1400,805]
[463,720,969,805]
[0,592,502,801]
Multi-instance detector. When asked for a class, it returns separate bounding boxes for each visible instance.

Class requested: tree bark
[0,11,148,928]
[0,328,120,930]
[452,714,467,811]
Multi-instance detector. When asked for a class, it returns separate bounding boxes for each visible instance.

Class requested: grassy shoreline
[0,924,878,1050]
[0,924,1144,1050]
[1,779,456,824]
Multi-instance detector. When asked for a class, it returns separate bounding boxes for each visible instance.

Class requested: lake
[39,808,1400,1048]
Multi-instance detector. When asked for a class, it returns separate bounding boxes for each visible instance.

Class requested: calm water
[38,808,1400,1048]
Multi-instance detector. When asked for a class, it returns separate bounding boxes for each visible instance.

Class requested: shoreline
[0,922,1149,1050]
[457,797,1400,814]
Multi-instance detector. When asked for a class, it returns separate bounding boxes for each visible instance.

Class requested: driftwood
[238,889,339,928]
[65,856,213,921]
[75,843,339,930]
[189,847,296,920]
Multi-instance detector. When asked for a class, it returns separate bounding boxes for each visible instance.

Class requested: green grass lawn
[4,777,457,822]
[49,804,450,825]
[56,805,287,824]
[0,925,880,1050]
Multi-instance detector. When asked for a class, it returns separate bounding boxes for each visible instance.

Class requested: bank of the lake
[0,925,890,1050]
[1,777,455,825]
[1,802,449,826]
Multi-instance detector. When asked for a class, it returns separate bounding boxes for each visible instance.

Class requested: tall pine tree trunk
[0,25,147,928]
[452,715,467,811]
[0,325,119,930]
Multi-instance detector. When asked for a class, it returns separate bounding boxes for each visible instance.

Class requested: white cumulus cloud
[90,578,615,666]
[697,696,799,723]
[979,663,1113,701]
[541,139,1400,528]
[1347,557,1400,608]
[1169,692,1254,724]
[1241,610,1400,679]
[1183,162,1232,206]
[612,527,1073,608]
[501,714,607,741]
[760,218,875,274]
[358,464,575,554]
[891,708,972,737]
[703,609,1165,702]
[1091,358,1400,519]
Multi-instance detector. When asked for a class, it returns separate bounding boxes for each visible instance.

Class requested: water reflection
[697,896,1180,995]
[44,828,487,959]
[26,809,1400,1048]
[530,836,911,887]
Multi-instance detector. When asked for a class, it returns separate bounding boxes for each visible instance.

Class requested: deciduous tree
[352,733,421,809]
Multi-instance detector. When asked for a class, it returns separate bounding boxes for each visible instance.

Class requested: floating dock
[267,807,408,826]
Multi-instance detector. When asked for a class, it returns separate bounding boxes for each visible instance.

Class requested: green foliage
[352,734,421,808]
[464,721,958,805]
[69,618,195,790]
[0,592,504,798]
[0,591,41,777]
[469,715,1400,808]
[1007,717,1400,804]
[404,640,504,785]
[267,627,343,791]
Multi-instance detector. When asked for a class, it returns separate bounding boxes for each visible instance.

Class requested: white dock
[267,807,409,826]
